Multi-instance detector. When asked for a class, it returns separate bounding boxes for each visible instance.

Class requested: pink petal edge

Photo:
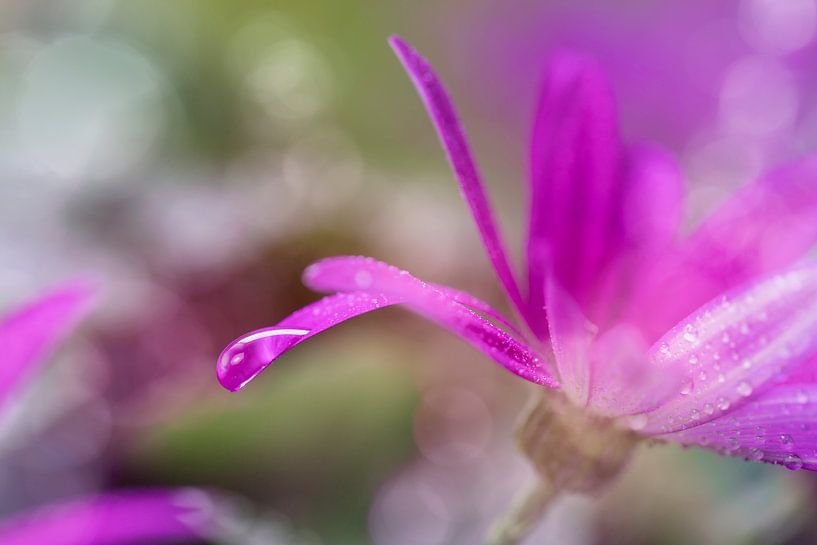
[389,35,531,330]
[0,489,215,545]
[0,281,95,412]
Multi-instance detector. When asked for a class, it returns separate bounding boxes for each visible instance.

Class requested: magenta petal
[640,262,817,434]
[218,260,556,392]
[389,36,529,327]
[303,255,522,335]
[0,489,215,545]
[527,53,620,333]
[0,282,94,412]
[665,384,817,471]
[644,156,817,337]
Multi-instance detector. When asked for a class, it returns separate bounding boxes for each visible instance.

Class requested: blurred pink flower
[0,285,215,545]
[218,36,817,472]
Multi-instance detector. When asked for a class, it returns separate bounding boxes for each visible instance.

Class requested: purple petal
[0,282,94,412]
[665,384,817,471]
[218,259,556,392]
[639,156,817,338]
[0,489,215,545]
[640,262,817,434]
[527,53,620,333]
[388,36,530,328]
[303,255,522,336]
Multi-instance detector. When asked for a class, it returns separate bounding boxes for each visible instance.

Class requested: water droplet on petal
[217,327,311,391]
[717,397,731,411]
[683,324,699,344]
[784,453,803,471]
[703,403,715,415]
[688,354,699,366]
[627,414,648,431]
[354,269,373,288]
[749,448,764,461]
[737,381,753,397]
[780,434,794,450]
[742,359,752,370]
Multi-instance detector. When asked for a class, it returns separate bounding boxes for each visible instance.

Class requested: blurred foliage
[132,336,418,543]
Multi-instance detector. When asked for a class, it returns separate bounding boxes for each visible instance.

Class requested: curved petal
[0,489,215,545]
[638,156,817,338]
[0,281,94,412]
[640,262,817,434]
[389,36,530,328]
[665,383,817,471]
[218,261,556,392]
[527,53,620,333]
[302,255,522,336]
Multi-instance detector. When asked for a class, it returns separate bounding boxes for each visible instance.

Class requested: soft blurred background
[2,1,817,544]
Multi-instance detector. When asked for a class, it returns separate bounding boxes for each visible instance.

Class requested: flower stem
[484,478,559,545]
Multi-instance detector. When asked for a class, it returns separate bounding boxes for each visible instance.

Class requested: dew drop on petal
[627,414,648,431]
[737,381,753,397]
[717,396,731,411]
[689,354,699,366]
[749,448,764,461]
[683,324,699,344]
[780,434,794,450]
[703,403,715,415]
[784,453,803,471]
[217,327,311,391]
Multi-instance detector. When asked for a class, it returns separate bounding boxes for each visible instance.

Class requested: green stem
[483,478,559,545]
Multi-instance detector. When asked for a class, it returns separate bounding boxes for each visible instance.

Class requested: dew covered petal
[639,262,817,434]
[0,489,216,545]
[0,281,94,412]
[218,261,556,392]
[389,36,530,329]
[665,383,817,471]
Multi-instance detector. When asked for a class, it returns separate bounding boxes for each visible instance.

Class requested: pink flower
[218,36,817,473]
[0,285,216,545]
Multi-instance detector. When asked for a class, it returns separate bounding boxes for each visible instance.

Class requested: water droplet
[780,434,794,450]
[627,414,648,431]
[796,390,809,404]
[749,448,764,461]
[737,381,753,397]
[726,437,740,451]
[717,397,731,411]
[679,381,693,396]
[688,354,699,366]
[683,324,699,344]
[741,359,752,370]
[784,453,803,471]
[690,408,701,421]
[703,403,715,415]
[658,342,671,357]
[217,327,311,391]
[717,374,726,384]
[354,269,373,288]
[698,371,708,381]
